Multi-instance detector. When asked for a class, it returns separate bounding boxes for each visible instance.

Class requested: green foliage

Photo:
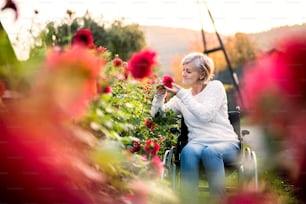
[82,79,179,156]
[0,21,22,89]
[261,171,298,204]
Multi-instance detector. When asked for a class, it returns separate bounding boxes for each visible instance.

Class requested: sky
[1,0,306,59]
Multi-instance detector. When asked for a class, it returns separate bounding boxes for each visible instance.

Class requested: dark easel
[196,0,244,107]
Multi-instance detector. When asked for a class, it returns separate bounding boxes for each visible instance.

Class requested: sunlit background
[1,0,306,55]
[1,0,305,33]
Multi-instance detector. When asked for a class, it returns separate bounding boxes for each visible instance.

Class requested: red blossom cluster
[126,49,158,80]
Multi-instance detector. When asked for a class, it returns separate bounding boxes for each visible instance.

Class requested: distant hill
[140,23,306,72]
[248,23,306,52]
[140,26,201,71]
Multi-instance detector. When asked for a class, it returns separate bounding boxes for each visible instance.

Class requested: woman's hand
[164,83,181,94]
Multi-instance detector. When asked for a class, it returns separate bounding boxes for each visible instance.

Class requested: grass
[168,166,299,203]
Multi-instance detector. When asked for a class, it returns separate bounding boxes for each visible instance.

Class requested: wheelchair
[161,107,258,192]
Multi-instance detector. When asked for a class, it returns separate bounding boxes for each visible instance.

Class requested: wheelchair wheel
[240,146,258,190]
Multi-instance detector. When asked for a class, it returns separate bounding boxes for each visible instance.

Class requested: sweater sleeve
[151,94,180,117]
[176,81,226,122]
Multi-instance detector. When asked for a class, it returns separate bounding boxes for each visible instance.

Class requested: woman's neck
[191,83,206,96]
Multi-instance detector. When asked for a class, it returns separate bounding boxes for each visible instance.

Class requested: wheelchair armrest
[162,146,177,169]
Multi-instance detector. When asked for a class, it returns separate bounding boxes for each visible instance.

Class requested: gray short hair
[181,52,215,83]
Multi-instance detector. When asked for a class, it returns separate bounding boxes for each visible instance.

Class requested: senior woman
[151,52,240,203]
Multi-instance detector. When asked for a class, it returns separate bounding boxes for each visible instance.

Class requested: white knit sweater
[151,80,239,144]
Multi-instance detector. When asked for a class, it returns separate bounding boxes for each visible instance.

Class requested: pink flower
[125,180,148,204]
[162,75,174,88]
[72,29,95,48]
[144,139,160,156]
[126,49,157,80]
[149,156,163,177]
[96,46,107,54]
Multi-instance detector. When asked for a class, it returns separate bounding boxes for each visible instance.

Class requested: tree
[106,20,146,60]
[225,33,257,69]
[31,14,146,60]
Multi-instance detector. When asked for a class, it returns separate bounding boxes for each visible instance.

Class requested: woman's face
[182,62,203,86]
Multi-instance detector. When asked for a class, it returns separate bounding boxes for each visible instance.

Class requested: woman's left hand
[164,83,182,94]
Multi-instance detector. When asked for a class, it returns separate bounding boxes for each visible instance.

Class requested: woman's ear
[199,72,206,81]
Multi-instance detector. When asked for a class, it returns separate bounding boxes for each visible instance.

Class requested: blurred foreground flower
[241,34,306,201]
[38,46,105,120]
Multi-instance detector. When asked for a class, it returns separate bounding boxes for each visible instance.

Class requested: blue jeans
[180,142,240,203]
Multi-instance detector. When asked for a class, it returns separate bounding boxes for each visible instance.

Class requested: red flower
[0,81,5,97]
[102,85,112,94]
[112,57,123,67]
[130,141,141,153]
[162,75,174,88]
[126,49,157,80]
[144,117,156,131]
[72,29,95,48]
[144,139,160,156]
